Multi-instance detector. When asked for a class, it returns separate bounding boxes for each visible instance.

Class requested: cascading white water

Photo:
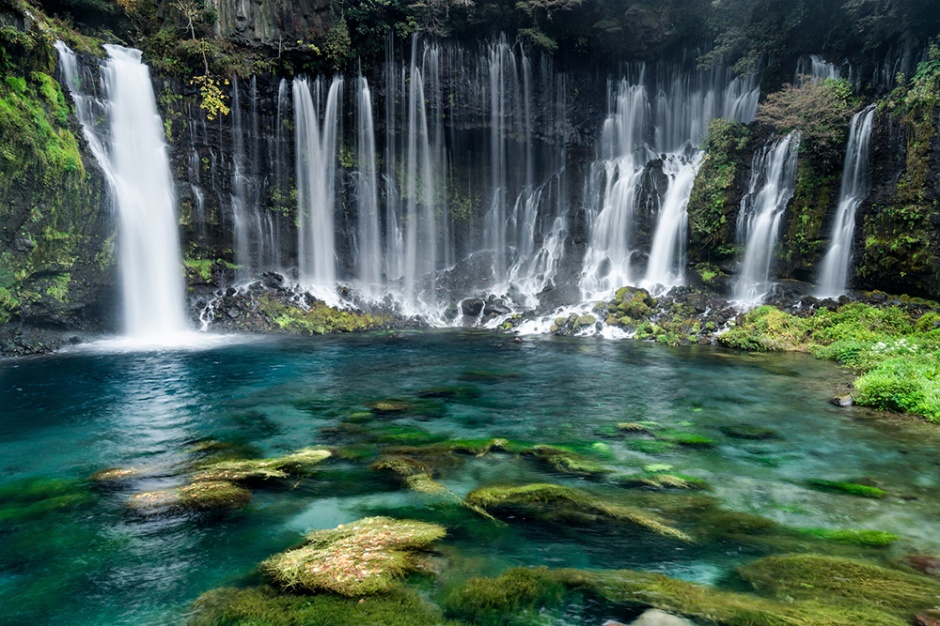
[355,76,382,293]
[642,151,703,288]
[57,42,189,338]
[815,105,876,299]
[732,133,801,305]
[581,65,760,299]
[795,54,841,83]
[294,76,342,301]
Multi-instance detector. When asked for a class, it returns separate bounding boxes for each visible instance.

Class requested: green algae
[0,477,93,524]
[615,473,710,491]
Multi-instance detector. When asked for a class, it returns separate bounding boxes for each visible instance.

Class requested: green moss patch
[189,585,456,626]
[739,553,940,614]
[805,479,886,499]
[128,480,251,512]
[260,517,447,596]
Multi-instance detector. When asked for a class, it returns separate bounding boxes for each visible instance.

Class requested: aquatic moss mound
[0,477,94,523]
[189,585,453,626]
[465,483,691,541]
[739,554,940,613]
[260,517,447,596]
[443,567,566,624]
[523,445,612,477]
[195,448,332,482]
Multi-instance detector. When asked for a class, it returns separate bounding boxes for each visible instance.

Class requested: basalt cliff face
[1,0,940,353]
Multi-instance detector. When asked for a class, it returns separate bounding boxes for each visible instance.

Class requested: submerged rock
[630,609,699,626]
[128,480,252,512]
[465,483,691,541]
[195,448,332,482]
[830,394,854,407]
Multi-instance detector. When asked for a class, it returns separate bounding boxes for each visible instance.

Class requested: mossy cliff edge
[0,3,114,354]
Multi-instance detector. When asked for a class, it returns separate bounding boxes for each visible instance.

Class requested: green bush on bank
[719,301,940,422]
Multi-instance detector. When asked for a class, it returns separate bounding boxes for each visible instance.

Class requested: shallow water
[1,331,938,625]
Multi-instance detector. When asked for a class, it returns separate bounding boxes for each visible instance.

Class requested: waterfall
[732,133,801,305]
[355,76,382,293]
[815,106,876,299]
[400,37,437,312]
[581,64,759,299]
[643,151,703,288]
[56,42,189,338]
[293,76,342,301]
[796,54,841,83]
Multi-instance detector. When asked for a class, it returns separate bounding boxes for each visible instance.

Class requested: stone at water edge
[908,554,940,578]
[915,609,940,626]
[830,395,853,407]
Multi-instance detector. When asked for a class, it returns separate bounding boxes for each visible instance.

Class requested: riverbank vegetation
[720,299,940,422]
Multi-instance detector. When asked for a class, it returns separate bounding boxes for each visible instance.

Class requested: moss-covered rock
[614,473,709,491]
[523,445,612,477]
[739,554,940,614]
[0,476,94,523]
[260,517,447,596]
[128,480,251,511]
[443,567,566,625]
[688,119,750,265]
[793,528,899,547]
[465,483,691,541]
[195,447,332,482]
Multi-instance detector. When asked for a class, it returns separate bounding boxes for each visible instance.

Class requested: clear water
[2,332,939,625]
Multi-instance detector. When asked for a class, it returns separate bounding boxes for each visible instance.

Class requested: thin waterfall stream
[815,106,876,299]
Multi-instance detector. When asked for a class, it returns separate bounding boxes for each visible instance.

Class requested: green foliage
[323,18,352,71]
[688,120,750,263]
[719,302,940,422]
[755,78,857,170]
[719,306,810,352]
[256,293,391,335]
[860,41,940,297]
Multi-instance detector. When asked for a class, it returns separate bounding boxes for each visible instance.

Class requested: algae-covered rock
[446,566,908,626]
[465,483,691,541]
[524,445,612,477]
[718,425,779,440]
[260,517,447,596]
[195,448,331,482]
[615,473,709,491]
[0,477,94,523]
[443,567,566,624]
[189,585,454,626]
[127,480,252,512]
[738,554,940,614]
[805,479,886,498]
